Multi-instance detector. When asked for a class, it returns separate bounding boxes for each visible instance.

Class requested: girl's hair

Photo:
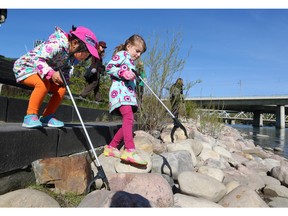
[68,26,91,59]
[112,34,147,57]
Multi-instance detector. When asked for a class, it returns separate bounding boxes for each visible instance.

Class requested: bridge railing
[201,109,288,122]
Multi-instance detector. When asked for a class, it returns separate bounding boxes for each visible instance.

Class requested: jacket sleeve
[106,51,130,80]
[34,41,66,79]
[95,59,105,75]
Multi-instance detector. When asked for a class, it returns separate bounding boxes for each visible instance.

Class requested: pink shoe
[103,145,121,158]
[120,149,147,166]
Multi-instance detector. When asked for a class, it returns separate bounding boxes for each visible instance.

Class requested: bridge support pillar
[252,111,263,127]
[276,105,285,129]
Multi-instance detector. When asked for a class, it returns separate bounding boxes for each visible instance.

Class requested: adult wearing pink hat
[13,25,99,128]
[80,40,107,103]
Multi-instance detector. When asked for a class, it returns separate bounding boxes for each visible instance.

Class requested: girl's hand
[122,70,135,80]
[51,71,64,86]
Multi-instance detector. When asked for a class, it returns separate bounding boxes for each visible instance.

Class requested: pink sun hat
[70,26,99,59]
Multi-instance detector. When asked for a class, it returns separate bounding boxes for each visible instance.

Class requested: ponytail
[112,44,126,57]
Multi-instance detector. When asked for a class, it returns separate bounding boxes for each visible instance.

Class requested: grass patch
[28,184,86,207]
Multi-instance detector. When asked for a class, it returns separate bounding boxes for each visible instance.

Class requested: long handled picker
[133,70,188,143]
[59,70,110,193]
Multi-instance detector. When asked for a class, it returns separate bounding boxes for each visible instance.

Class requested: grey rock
[178,171,227,202]
[218,185,268,207]
[174,193,223,207]
[0,188,60,207]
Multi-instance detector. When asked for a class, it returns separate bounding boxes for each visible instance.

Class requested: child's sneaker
[120,149,147,166]
[40,114,64,128]
[103,145,121,158]
[22,114,42,128]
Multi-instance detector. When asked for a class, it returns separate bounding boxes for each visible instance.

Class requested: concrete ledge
[0,121,136,195]
[0,122,122,175]
[0,96,7,121]
[0,96,123,175]
[0,124,59,173]
[56,122,122,156]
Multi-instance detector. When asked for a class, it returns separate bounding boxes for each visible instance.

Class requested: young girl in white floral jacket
[13,26,99,128]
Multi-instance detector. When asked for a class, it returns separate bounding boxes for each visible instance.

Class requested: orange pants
[21,74,66,117]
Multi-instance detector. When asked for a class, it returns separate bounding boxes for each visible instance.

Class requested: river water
[229,124,288,159]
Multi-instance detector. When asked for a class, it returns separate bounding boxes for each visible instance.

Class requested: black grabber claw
[86,165,110,194]
[170,118,189,143]
[59,69,110,193]
[132,69,188,143]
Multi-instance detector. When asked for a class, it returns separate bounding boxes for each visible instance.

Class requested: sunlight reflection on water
[229,124,288,159]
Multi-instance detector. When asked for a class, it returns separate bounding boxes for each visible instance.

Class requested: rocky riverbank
[0,118,288,208]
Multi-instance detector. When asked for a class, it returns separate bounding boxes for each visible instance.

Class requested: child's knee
[58,87,66,97]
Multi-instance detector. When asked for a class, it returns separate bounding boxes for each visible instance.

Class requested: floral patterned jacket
[13,27,73,83]
[106,51,138,115]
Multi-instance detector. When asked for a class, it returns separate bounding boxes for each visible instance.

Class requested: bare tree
[137,30,201,131]
[144,31,190,99]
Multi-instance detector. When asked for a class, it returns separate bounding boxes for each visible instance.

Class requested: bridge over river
[185,96,288,129]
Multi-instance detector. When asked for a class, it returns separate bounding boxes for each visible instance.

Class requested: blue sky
[1,7,288,98]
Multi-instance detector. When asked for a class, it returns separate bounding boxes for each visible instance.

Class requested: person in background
[80,41,107,102]
[13,25,99,128]
[170,78,184,119]
[103,34,147,166]
[0,9,7,25]
[170,78,188,142]
[135,60,146,107]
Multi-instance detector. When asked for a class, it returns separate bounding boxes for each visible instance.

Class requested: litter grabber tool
[58,69,110,192]
[132,69,188,143]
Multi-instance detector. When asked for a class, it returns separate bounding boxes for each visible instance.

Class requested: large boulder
[108,173,174,207]
[0,188,60,207]
[178,171,227,202]
[78,190,152,207]
[32,154,92,194]
[218,185,268,207]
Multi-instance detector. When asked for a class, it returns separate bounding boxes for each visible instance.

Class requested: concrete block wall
[0,96,124,176]
[0,95,114,123]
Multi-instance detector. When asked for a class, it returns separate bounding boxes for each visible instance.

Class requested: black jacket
[84,56,105,83]
[0,9,7,19]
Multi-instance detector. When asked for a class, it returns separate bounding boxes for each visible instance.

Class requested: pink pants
[109,105,135,150]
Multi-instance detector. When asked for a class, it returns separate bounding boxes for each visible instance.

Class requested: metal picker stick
[137,75,175,118]
[133,70,188,142]
[58,70,110,192]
